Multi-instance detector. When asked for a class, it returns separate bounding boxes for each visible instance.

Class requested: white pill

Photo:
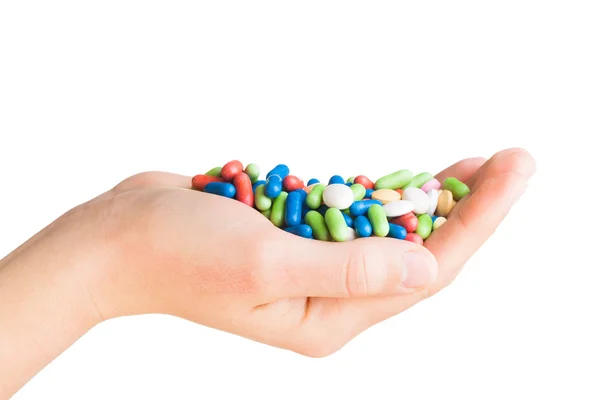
[383,200,415,217]
[426,189,439,216]
[402,187,430,214]
[345,226,358,241]
[433,217,447,230]
[322,184,355,209]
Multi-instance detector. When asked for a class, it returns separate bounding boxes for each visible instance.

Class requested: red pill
[233,172,254,207]
[405,233,424,245]
[283,175,304,192]
[390,212,418,233]
[354,175,374,190]
[191,174,224,190]
[221,160,243,181]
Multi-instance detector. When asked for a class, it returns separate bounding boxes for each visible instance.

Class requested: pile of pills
[191,161,470,245]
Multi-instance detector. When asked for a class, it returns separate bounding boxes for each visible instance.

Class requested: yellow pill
[433,216,447,230]
[436,190,454,217]
[371,189,402,204]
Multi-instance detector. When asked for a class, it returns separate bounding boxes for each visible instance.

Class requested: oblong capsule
[283,175,304,192]
[221,160,243,181]
[403,172,434,189]
[387,223,408,240]
[191,174,224,190]
[205,166,222,177]
[244,163,260,184]
[328,175,345,185]
[204,182,236,198]
[350,183,366,201]
[354,215,373,237]
[284,224,313,238]
[420,178,441,193]
[416,214,433,239]
[325,208,349,242]
[306,183,326,209]
[270,191,288,228]
[265,175,283,199]
[266,164,290,179]
[405,232,424,245]
[374,169,413,190]
[252,179,266,192]
[306,178,320,186]
[346,176,356,184]
[285,190,303,227]
[354,175,374,190]
[343,212,354,228]
[349,199,383,216]
[443,177,470,200]
[390,212,418,233]
[367,204,389,237]
[364,189,374,199]
[305,210,332,241]
[233,172,254,207]
[254,184,272,211]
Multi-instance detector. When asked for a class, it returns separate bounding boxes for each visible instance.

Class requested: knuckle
[344,243,372,297]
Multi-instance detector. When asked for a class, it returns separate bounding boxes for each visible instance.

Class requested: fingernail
[401,252,436,288]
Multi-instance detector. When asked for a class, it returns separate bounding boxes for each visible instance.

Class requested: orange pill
[221,160,243,181]
[233,172,254,207]
[191,174,224,190]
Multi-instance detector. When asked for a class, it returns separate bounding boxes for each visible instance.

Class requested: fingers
[435,157,487,184]
[468,147,537,193]
[266,233,438,299]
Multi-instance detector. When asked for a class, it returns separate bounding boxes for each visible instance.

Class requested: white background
[1,1,599,399]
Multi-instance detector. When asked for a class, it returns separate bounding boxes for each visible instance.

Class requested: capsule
[364,189,374,199]
[204,182,236,198]
[390,212,418,233]
[350,183,366,201]
[270,191,288,228]
[285,224,313,238]
[354,215,373,237]
[342,212,354,228]
[416,214,433,239]
[387,223,407,240]
[285,190,303,227]
[192,174,224,190]
[367,204,389,237]
[244,163,261,184]
[265,175,283,199]
[443,177,470,200]
[403,172,433,189]
[266,164,290,179]
[405,233,424,245]
[325,208,349,242]
[254,184,272,211]
[233,172,254,207]
[205,167,222,177]
[349,199,383,217]
[374,169,413,190]
[328,175,345,185]
[221,160,244,181]
[283,175,304,192]
[307,178,320,186]
[354,175,374,190]
[306,183,326,209]
[305,210,332,241]
[252,180,266,192]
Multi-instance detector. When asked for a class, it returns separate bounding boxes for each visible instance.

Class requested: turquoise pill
[305,210,332,241]
[374,169,414,190]
[367,204,389,237]
[325,208,349,242]
[443,177,470,200]
[403,172,434,189]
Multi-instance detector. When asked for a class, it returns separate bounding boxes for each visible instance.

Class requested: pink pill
[420,178,441,193]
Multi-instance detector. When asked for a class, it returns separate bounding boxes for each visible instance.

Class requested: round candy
[350,183,366,201]
[420,178,441,193]
[285,190,304,227]
[266,164,290,179]
[322,184,354,209]
[342,212,354,228]
[433,216,447,230]
[252,180,266,191]
[382,200,415,217]
[345,226,358,241]
[436,190,454,217]
[205,166,222,177]
[405,233,424,245]
[306,178,320,186]
[374,169,413,190]
[371,189,401,204]
[390,212,418,233]
[402,187,430,214]
[426,189,439,216]
[221,160,243,181]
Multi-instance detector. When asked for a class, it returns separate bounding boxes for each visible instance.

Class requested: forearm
[0,230,101,399]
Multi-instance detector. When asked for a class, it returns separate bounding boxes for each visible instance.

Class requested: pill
[420,178,441,193]
[402,187,430,214]
[426,189,439,216]
[349,184,366,201]
[244,163,260,184]
[403,172,434,189]
[433,216,447,230]
[192,174,224,190]
[436,190,454,217]
[374,169,413,190]
[346,176,355,184]
[221,160,243,181]
[252,180,266,191]
[305,212,331,242]
[254,184,272,211]
[307,178,320,186]
[265,175,283,198]
[270,191,288,228]
[405,233,424,245]
[388,223,408,240]
[395,189,404,196]
[304,183,319,193]
[205,166,222,177]
[368,204,389,237]
[285,190,304,227]
[349,199,383,216]
[354,215,373,237]
[316,204,329,215]
[204,182,236,198]
[443,177,470,200]
[431,215,438,224]
[233,172,254,207]
[328,175,345,185]
[345,182,353,187]
[371,189,401,204]
[266,164,290,179]
[345,226,358,241]
[283,175,304,192]
[261,208,271,219]
[364,189,374,199]
[343,212,354,228]
[285,224,313,238]
[383,200,415,217]
[324,208,348,242]
[306,183,326,209]
[323,184,355,209]
[416,214,433,239]
[390,212,418,233]
[354,175,374,190]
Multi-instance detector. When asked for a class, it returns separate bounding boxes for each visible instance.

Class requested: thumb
[269,233,439,299]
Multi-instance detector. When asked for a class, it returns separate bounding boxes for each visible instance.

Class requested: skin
[0,148,536,399]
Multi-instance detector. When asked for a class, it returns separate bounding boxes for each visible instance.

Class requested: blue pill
[345,182,353,187]
[301,203,311,219]
[364,189,374,199]
[328,175,345,185]
[265,175,283,198]
[431,215,438,223]
[285,224,313,238]
[307,178,320,186]
[266,164,290,179]
[296,188,307,204]
[343,212,354,228]
[349,199,383,217]
[354,215,373,237]
[285,190,303,227]
[388,223,407,240]
[316,204,329,215]
[204,182,236,198]
[252,180,266,192]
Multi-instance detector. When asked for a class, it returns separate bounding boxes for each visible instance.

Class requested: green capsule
[254,184,272,211]
[403,172,434,189]
[346,176,356,184]
[261,208,271,219]
[350,183,366,201]
[305,210,332,241]
[270,191,288,228]
[306,183,326,209]
[443,177,470,200]
[374,169,413,190]
[205,166,222,177]
[416,214,433,239]
[244,163,260,184]
[367,204,389,237]
[325,208,348,242]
